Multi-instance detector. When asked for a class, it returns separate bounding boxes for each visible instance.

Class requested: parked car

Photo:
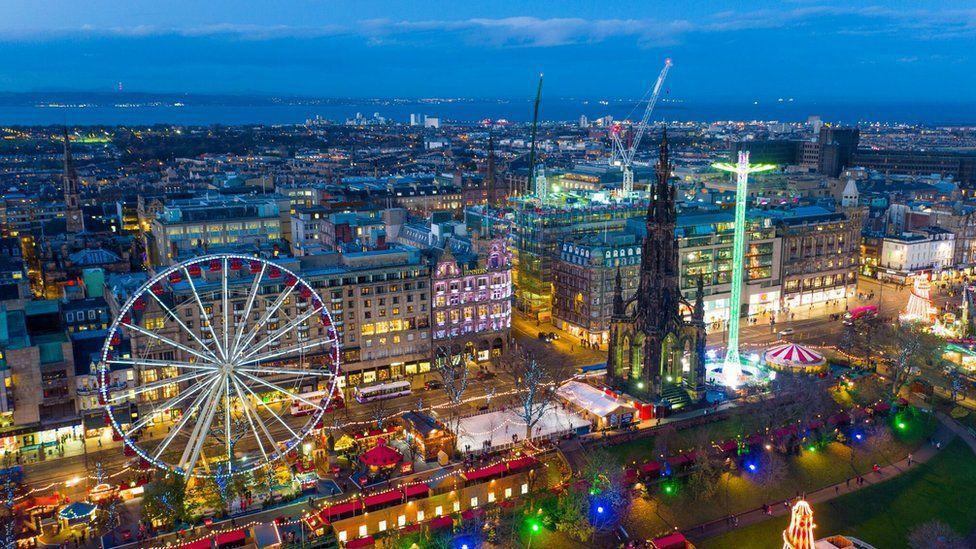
[425,380,443,390]
[778,328,795,336]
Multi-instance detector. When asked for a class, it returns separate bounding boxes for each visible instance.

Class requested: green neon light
[712,153,775,384]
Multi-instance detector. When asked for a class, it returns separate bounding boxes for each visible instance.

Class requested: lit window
[417,510,425,522]
[488,492,495,503]
[435,505,443,516]
[521,483,528,494]
[378,520,387,532]
[358,525,367,537]
[470,497,478,508]
[398,515,406,527]
[505,487,512,498]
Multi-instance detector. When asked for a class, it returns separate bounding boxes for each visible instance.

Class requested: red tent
[346,536,375,548]
[359,440,402,468]
[429,516,454,531]
[651,532,689,549]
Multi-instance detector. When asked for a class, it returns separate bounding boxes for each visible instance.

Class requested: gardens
[702,438,976,548]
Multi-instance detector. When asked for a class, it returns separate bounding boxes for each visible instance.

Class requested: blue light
[597,506,604,514]
[747,463,757,472]
[855,433,863,440]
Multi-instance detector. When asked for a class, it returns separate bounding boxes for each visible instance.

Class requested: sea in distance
[0,94,974,126]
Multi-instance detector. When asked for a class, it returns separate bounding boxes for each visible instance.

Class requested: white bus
[354,380,412,404]
[289,389,344,416]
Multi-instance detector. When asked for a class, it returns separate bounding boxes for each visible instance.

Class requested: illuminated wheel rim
[98,254,341,478]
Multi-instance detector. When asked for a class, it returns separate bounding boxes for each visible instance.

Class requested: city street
[12,277,923,540]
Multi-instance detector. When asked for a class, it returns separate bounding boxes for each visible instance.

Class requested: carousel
[763,342,828,374]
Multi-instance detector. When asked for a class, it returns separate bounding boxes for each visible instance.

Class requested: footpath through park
[683,411,976,544]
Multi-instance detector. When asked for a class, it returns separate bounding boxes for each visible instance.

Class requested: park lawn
[699,438,976,549]
[619,414,936,540]
[605,415,750,466]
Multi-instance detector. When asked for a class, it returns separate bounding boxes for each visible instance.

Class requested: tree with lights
[783,500,816,549]
[500,341,571,442]
[142,472,188,528]
[434,342,471,453]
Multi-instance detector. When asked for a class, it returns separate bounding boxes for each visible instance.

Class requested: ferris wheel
[98,254,341,478]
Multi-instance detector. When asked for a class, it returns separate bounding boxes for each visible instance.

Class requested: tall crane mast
[610,58,672,198]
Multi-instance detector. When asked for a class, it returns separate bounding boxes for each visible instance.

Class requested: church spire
[62,126,85,233]
[648,128,674,224]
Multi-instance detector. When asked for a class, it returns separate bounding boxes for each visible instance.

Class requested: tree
[851,319,945,398]
[908,520,967,549]
[434,342,471,449]
[579,448,632,532]
[687,429,724,502]
[142,472,188,527]
[751,449,787,503]
[499,341,572,442]
[553,488,595,542]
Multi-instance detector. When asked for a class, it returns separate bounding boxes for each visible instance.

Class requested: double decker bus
[289,389,344,416]
[354,380,412,404]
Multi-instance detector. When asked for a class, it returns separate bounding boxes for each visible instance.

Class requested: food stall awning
[461,462,507,482]
[362,489,402,508]
[429,516,453,531]
[345,535,375,548]
[461,508,485,521]
[403,482,430,498]
[215,528,246,546]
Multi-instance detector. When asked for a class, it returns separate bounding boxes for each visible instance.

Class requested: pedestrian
[907,453,913,466]
[846,478,850,488]
[835,485,839,494]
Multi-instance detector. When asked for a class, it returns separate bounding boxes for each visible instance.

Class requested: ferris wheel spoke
[222,258,231,364]
[107,369,214,403]
[231,261,266,362]
[107,358,218,371]
[124,375,220,436]
[146,289,222,364]
[239,306,323,362]
[231,376,271,465]
[237,366,335,378]
[179,376,226,475]
[152,376,222,462]
[237,371,326,413]
[231,282,297,362]
[236,338,337,367]
[183,265,226,361]
[224,369,233,471]
[235,378,301,440]
[122,322,217,365]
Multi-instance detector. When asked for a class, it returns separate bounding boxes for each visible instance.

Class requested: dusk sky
[1,1,974,102]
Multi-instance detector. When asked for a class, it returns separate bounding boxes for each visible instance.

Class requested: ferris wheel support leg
[152,376,222,464]
[180,376,226,476]
[124,375,219,435]
[231,376,272,464]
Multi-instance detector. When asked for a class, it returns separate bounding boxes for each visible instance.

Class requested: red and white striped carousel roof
[764,342,825,365]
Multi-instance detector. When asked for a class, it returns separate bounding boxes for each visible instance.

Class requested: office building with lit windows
[552,209,782,345]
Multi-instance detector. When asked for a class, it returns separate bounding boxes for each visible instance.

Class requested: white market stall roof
[455,406,589,453]
[556,381,636,418]
[764,342,826,367]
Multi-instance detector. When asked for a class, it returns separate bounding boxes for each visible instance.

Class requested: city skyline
[1,1,974,102]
